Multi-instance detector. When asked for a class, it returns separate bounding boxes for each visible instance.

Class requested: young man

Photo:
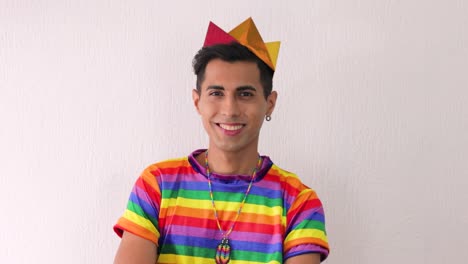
[114,18,329,264]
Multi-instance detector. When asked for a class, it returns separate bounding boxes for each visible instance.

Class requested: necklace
[205,151,262,264]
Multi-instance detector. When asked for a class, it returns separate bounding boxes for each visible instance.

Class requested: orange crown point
[203,18,280,71]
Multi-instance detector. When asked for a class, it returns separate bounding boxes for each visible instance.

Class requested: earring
[265,115,271,121]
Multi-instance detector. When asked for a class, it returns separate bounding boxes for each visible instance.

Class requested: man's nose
[221,96,241,117]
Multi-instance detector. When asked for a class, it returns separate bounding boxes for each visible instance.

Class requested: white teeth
[219,124,243,131]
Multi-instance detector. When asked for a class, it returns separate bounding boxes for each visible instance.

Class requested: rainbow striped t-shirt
[114,149,329,263]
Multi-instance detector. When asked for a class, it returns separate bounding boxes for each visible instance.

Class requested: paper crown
[203,17,280,71]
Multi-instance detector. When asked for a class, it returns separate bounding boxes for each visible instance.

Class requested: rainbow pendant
[215,238,231,264]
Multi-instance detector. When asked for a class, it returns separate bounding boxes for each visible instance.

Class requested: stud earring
[265,115,271,121]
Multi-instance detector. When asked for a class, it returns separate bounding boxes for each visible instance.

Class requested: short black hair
[192,42,274,99]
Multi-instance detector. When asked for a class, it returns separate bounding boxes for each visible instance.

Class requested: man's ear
[192,89,201,114]
[266,91,278,116]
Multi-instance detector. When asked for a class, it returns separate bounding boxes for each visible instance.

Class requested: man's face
[193,59,277,154]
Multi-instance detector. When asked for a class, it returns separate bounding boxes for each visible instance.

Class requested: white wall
[1,0,467,263]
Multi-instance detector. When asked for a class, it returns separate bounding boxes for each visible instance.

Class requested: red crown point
[203,22,237,47]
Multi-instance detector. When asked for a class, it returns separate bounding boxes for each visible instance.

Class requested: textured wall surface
[1,0,467,263]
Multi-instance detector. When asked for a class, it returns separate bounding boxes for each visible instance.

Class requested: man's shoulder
[268,164,300,180]
[142,156,192,175]
[266,164,317,193]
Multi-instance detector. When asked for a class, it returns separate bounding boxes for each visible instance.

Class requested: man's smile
[217,123,245,131]
[214,123,246,136]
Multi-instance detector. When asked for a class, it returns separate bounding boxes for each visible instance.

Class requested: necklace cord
[205,151,262,238]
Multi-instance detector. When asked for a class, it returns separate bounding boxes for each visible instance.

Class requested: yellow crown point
[265,41,280,70]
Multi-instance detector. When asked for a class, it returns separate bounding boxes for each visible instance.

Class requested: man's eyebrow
[206,85,257,91]
[206,85,224,90]
[237,85,257,91]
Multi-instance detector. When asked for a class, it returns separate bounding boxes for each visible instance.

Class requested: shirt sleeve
[113,165,162,245]
[283,188,330,261]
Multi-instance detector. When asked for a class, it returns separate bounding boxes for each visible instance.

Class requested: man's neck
[203,147,260,176]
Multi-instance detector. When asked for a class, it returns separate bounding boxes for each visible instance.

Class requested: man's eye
[239,92,254,97]
[209,91,223,96]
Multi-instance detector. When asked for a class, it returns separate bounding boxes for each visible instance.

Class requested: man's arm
[114,231,157,264]
[285,253,321,264]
